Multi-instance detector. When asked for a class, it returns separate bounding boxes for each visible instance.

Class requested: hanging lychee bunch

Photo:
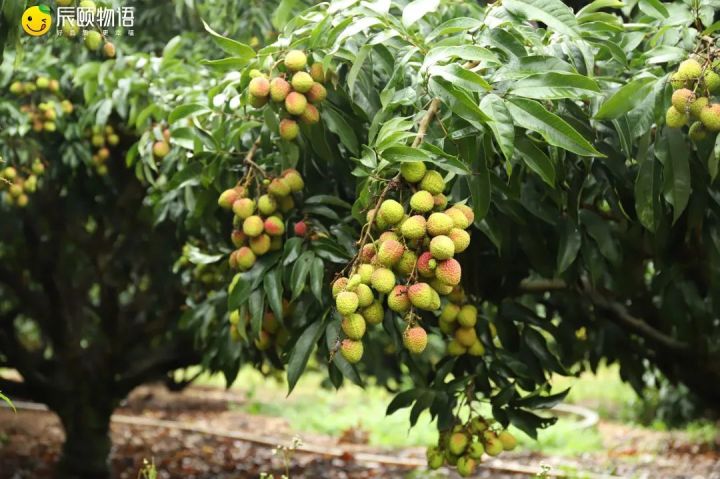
[219,168,305,271]
[87,125,121,175]
[332,161,474,364]
[0,158,45,208]
[228,300,293,352]
[666,56,720,140]
[426,415,517,476]
[246,50,329,141]
[11,76,74,134]
[437,286,487,357]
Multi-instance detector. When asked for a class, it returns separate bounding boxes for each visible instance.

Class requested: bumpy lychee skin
[336,291,360,315]
[440,303,460,322]
[231,230,246,248]
[218,188,240,209]
[396,250,418,277]
[340,339,363,363]
[355,283,374,307]
[457,456,477,478]
[433,193,448,210]
[360,243,377,263]
[430,235,455,260]
[310,62,326,82]
[690,96,709,118]
[285,92,308,115]
[456,304,477,327]
[248,76,270,97]
[700,104,720,131]
[379,199,404,225]
[282,168,305,192]
[419,170,445,195]
[306,83,327,103]
[342,313,366,339]
[468,441,485,460]
[387,285,411,313]
[250,234,271,255]
[436,258,462,286]
[410,190,434,213]
[416,251,437,278]
[403,326,428,354]
[379,231,399,243]
[268,178,291,197]
[362,300,385,325]
[347,274,362,291]
[300,104,320,125]
[258,194,278,215]
[357,264,374,284]
[455,326,477,347]
[264,216,285,236]
[706,70,720,94]
[445,207,470,229]
[448,432,469,455]
[670,72,688,90]
[666,106,687,128]
[689,121,708,141]
[284,50,308,71]
[290,71,314,93]
[400,215,427,240]
[448,228,471,253]
[236,246,257,271]
[270,77,291,102]
[678,58,702,80]
[454,203,475,224]
[427,212,454,236]
[279,118,300,140]
[243,215,265,237]
[332,277,349,297]
[408,283,436,310]
[671,88,695,112]
[378,239,405,266]
[400,161,426,183]
[499,431,517,451]
[371,267,396,294]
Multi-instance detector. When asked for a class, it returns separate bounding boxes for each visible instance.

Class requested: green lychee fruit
[670,72,688,90]
[430,235,455,260]
[379,231,400,243]
[332,277,349,297]
[483,434,504,456]
[410,190,434,213]
[347,273,362,291]
[671,88,695,113]
[419,170,445,195]
[355,283,374,307]
[370,267,396,294]
[431,277,454,296]
[400,215,426,240]
[457,456,477,477]
[300,104,320,125]
[336,291,360,315]
[445,207,470,229]
[36,77,50,89]
[379,199,404,225]
[250,234,271,255]
[231,230,246,248]
[255,330,272,350]
[341,313,366,339]
[690,96,709,119]
[249,76,270,97]
[236,246,257,271]
[387,285,410,313]
[153,140,170,158]
[79,0,97,12]
[468,442,484,459]
[358,264,374,284]
[706,70,720,94]
[285,92,308,115]
[396,250,418,278]
[416,252,437,278]
[400,161,426,183]
[468,340,485,356]
[243,215,265,237]
[268,178,291,197]
[362,300,384,325]
[457,305,477,327]
[408,282,435,310]
[279,118,300,141]
[454,204,475,224]
[436,258,461,286]
[85,31,102,51]
[284,50,307,71]
[340,339,363,363]
[440,303,460,322]
[427,450,443,470]
[263,311,280,334]
[499,431,517,451]
[700,104,720,131]
[270,77,291,102]
[678,59,702,80]
[264,216,285,236]
[439,318,456,334]
[448,432,469,455]
[291,71,314,93]
[310,63,325,82]
[378,239,405,266]
[447,339,467,356]
[689,121,708,141]
[233,198,256,219]
[448,228,471,253]
[282,168,305,192]
[218,189,242,209]
[427,212,454,236]
[306,83,327,103]
[455,327,477,347]
[470,417,488,434]
[103,42,116,59]
[403,326,428,354]
[258,194,278,215]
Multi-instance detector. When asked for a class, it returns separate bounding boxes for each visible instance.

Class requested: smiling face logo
[22,5,52,37]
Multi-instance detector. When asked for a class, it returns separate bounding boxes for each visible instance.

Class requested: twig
[243,137,265,177]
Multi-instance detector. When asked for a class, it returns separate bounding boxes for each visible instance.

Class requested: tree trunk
[55,399,114,479]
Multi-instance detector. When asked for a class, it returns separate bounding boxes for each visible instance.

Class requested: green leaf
[508,72,600,100]
[594,77,656,120]
[467,164,490,222]
[402,0,440,28]
[514,137,555,186]
[0,391,15,413]
[169,104,210,124]
[290,251,314,300]
[506,98,603,157]
[187,246,224,265]
[386,389,420,415]
[580,210,621,265]
[228,274,252,311]
[271,0,299,30]
[638,0,668,19]
[310,256,324,302]
[423,46,500,70]
[429,78,491,127]
[556,218,581,273]
[429,64,492,92]
[287,320,325,394]
[635,153,660,232]
[503,0,579,38]
[514,389,569,409]
[347,45,371,98]
[381,146,431,164]
[248,289,265,338]
[326,321,363,387]
[507,408,558,439]
[710,134,720,181]
[200,57,255,71]
[323,106,360,155]
[657,127,691,224]
[202,20,256,60]
[263,268,284,321]
[427,17,483,42]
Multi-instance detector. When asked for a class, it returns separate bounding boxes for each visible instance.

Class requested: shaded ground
[0,384,719,478]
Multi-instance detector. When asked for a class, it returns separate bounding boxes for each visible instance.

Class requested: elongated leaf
[514,388,569,409]
[657,127,691,224]
[290,251,314,300]
[503,0,579,38]
[639,0,668,19]
[248,289,265,337]
[348,45,371,97]
[402,0,440,27]
[263,268,284,321]
[427,17,482,42]
[0,391,15,412]
[228,274,252,311]
[514,137,555,186]
[386,389,420,415]
[287,320,325,394]
[423,45,500,69]
[169,104,210,124]
[508,72,600,99]
[635,155,660,231]
[202,20,256,59]
[310,256,324,301]
[429,78,490,127]
[429,64,492,92]
[594,77,656,120]
[556,218,581,273]
[507,98,602,157]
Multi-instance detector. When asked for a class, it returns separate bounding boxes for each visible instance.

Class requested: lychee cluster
[246,50,329,141]
[59,1,117,57]
[0,159,45,208]
[437,287,486,357]
[229,300,292,352]
[426,416,517,476]
[10,76,74,134]
[333,161,474,364]
[219,169,305,271]
[88,125,121,175]
[666,57,720,139]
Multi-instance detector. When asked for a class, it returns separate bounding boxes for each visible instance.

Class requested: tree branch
[518,278,568,294]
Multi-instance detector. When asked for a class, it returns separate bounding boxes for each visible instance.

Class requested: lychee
[700,104,720,131]
[706,70,720,94]
[427,213,454,236]
[483,434,503,456]
[264,216,285,236]
[448,228,471,253]
[379,199,404,225]
[396,250,417,277]
[447,339,467,356]
[236,246,256,271]
[677,58,702,80]
[279,118,300,141]
[248,76,270,97]
[419,170,445,195]
[233,198,256,218]
[243,215,265,237]
[332,277,348,297]
[671,88,695,112]
[457,305,477,327]
[416,251,437,278]
[340,339,363,363]
[258,194,278,215]
[377,239,405,266]
[370,268,396,294]
[285,92,308,115]
[403,326,428,354]
[355,284,374,307]
[499,431,517,451]
[342,313,366,339]
[387,285,410,313]
[410,190,434,213]
[284,50,307,71]
[440,303,460,322]
[689,121,708,141]
[400,215,427,240]
[400,161,426,183]
[255,330,272,350]
[408,283,435,310]
[218,188,241,209]
[294,221,307,237]
[336,291,360,315]
[153,140,170,158]
[435,259,461,286]
[357,264,374,284]
[467,441,484,459]
[85,30,102,50]
[445,207,470,229]
[279,195,294,213]
[448,432,469,455]
[306,83,327,103]
[455,327,477,347]
[291,71,314,93]
[250,234,271,255]
[454,204,475,224]
[310,62,325,82]
[268,178,291,197]
[270,77,291,102]
[300,104,320,125]
[690,96,709,118]
[282,168,305,191]
[360,244,376,263]
[430,235,455,260]
[456,456,476,477]
[362,300,384,325]
[231,230,246,248]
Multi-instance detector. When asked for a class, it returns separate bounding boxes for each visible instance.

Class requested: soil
[0,385,719,479]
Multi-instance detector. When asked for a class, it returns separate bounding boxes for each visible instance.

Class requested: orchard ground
[1,366,718,478]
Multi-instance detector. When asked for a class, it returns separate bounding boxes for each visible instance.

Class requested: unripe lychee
[355,283,374,307]
[454,204,475,224]
[360,243,376,263]
[249,77,270,98]
[467,340,485,356]
[408,283,435,310]
[377,239,405,266]
[236,246,257,271]
[483,434,504,456]
[678,58,702,80]
[347,274,362,291]
[340,339,363,363]
[85,31,102,51]
[455,327,477,347]
[436,258,461,286]
[336,291,360,315]
[284,50,307,71]
[690,96,709,118]
[409,190,434,213]
[279,118,300,141]
[689,121,708,141]
[356,264,374,284]
[255,330,272,350]
[231,229,246,248]
[263,311,280,334]
[233,198,256,219]
[250,234,271,255]
[430,235,455,260]
[416,251,437,278]
[258,194,278,215]
[448,228,471,253]
[387,285,410,313]
[291,71,314,93]
[108,134,120,145]
[264,216,285,236]
[419,170,445,195]
[439,318,455,334]
[427,449,443,470]
[285,92,308,115]
[243,215,265,237]
[671,88,695,112]
[700,104,720,131]
[468,441,484,459]
[268,178,291,197]
[362,300,384,325]
[670,72,688,90]
[270,77,291,102]
[400,161,426,183]
[310,62,325,82]
[400,215,426,240]
[282,169,304,192]
[396,250,417,278]
[342,313,366,339]
[306,83,327,103]
[371,268,396,294]
[447,339,467,356]
[379,231,399,243]
[706,70,720,94]
[440,303,460,322]
[153,140,170,158]
[448,432,469,455]
[445,207,471,229]
[379,199,404,225]
[457,305,477,327]
[278,194,294,214]
[499,431,517,451]
[270,236,283,251]
[294,221,307,237]
[427,213,454,236]
[457,456,477,477]
[219,189,241,209]
[332,277,348,297]
[300,104,320,125]
[403,326,428,354]
[366,208,388,230]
